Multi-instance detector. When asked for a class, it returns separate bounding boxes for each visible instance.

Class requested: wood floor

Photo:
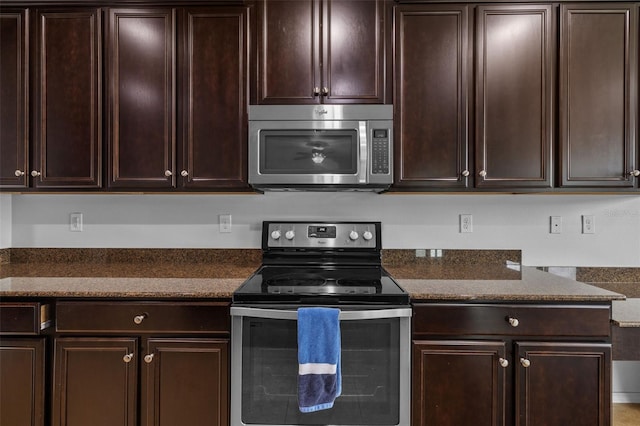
[613,404,640,426]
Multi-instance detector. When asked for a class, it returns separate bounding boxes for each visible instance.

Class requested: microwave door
[249,121,366,186]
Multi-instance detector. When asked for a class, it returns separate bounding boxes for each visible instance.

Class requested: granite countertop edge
[0,265,625,303]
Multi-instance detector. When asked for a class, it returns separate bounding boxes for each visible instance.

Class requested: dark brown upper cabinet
[252,0,388,104]
[0,9,29,189]
[33,8,102,189]
[107,7,248,191]
[107,8,176,189]
[559,3,638,189]
[179,7,248,189]
[475,4,554,189]
[393,4,470,190]
[2,8,102,191]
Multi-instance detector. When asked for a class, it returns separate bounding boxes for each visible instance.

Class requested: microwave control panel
[371,129,390,175]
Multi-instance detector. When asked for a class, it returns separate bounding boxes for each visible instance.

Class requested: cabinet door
[394,5,469,189]
[180,8,248,189]
[141,338,229,426]
[33,9,102,189]
[0,338,45,426]
[515,342,611,426]
[413,340,506,426]
[253,0,320,104]
[559,4,638,188]
[53,338,138,426]
[475,5,553,189]
[322,0,386,104]
[108,8,176,188]
[0,9,29,189]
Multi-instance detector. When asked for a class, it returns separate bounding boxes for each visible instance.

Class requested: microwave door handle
[230,306,412,320]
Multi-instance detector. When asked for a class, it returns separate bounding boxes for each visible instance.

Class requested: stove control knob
[271,230,281,240]
[363,231,373,241]
[285,230,295,240]
[349,230,359,241]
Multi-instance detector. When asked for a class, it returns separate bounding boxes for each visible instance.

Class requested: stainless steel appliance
[231,221,410,426]
[248,105,393,192]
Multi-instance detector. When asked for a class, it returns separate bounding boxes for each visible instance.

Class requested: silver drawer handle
[508,317,519,327]
[133,314,147,324]
[461,170,470,177]
[144,353,155,364]
[15,170,25,177]
[123,353,134,363]
[499,357,509,368]
[630,170,640,177]
[181,170,189,177]
[31,170,42,177]
[230,306,412,321]
[520,358,531,368]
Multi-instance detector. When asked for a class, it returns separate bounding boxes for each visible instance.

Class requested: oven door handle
[230,306,412,321]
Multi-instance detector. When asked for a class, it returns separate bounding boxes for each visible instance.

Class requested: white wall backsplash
[8,192,640,266]
[0,194,11,249]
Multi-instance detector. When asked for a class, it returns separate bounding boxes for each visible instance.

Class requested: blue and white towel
[297,307,342,413]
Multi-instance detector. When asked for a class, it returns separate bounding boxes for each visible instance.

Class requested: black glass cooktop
[233,265,409,305]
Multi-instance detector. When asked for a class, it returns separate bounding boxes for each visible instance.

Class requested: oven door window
[259,129,358,175]
[241,317,400,425]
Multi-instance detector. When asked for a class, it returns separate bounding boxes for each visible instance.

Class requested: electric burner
[232,222,409,305]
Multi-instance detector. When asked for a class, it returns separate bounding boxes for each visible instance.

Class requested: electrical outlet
[219,214,232,233]
[582,215,595,234]
[460,214,473,233]
[415,249,426,258]
[70,213,83,232]
[550,216,562,234]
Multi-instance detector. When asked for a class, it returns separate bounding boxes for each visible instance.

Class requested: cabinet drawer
[0,303,51,335]
[56,301,230,334]
[413,303,611,338]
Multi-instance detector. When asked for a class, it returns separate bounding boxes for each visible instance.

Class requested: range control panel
[264,221,380,249]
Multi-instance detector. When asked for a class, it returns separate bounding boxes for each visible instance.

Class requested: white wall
[8,192,640,266]
[0,194,11,249]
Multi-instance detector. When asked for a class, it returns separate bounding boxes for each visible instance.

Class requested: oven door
[230,307,411,426]
[248,120,368,187]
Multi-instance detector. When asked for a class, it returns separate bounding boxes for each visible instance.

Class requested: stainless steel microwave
[248,105,393,192]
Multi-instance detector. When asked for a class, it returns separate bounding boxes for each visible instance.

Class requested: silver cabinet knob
[499,358,509,368]
[285,230,295,240]
[461,170,470,177]
[164,170,173,177]
[180,170,188,177]
[630,170,640,177]
[508,317,519,327]
[520,358,531,368]
[322,87,329,96]
[144,353,154,364]
[313,87,320,96]
[479,170,487,178]
[14,170,25,177]
[133,314,146,325]
[31,170,41,177]
[123,353,134,363]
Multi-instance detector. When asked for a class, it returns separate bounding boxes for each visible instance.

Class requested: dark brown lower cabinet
[141,339,229,426]
[53,337,229,426]
[412,341,506,426]
[53,338,138,426]
[515,342,611,426]
[52,300,231,426]
[412,303,612,426]
[0,338,46,426]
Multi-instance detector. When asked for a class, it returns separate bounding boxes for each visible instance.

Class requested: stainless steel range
[231,221,411,426]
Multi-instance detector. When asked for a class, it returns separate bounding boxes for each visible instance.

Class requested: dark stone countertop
[0,257,624,302]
